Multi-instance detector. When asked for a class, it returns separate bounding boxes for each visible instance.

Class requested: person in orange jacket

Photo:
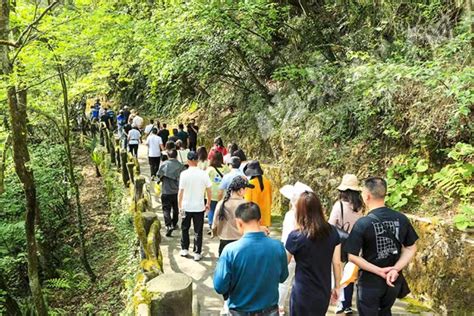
[244,160,272,227]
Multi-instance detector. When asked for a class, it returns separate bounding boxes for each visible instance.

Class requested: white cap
[280,181,313,205]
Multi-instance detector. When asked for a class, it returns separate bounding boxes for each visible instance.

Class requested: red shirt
[208,145,228,160]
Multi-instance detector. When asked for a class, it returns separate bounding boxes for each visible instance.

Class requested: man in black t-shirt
[158,123,170,144]
[344,177,418,316]
[187,119,199,151]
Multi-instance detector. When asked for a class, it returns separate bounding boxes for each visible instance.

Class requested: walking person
[197,146,209,170]
[214,202,288,316]
[176,123,189,148]
[208,136,227,160]
[178,151,212,261]
[206,151,229,233]
[233,149,248,172]
[187,119,199,151]
[145,128,164,179]
[157,149,185,237]
[212,176,254,255]
[345,177,418,316]
[244,160,272,228]
[218,156,245,199]
[117,110,126,138]
[144,119,155,136]
[278,182,313,315]
[224,143,238,164]
[127,125,141,157]
[328,174,364,315]
[122,106,131,123]
[132,111,144,131]
[285,191,342,316]
[158,123,169,144]
[176,140,190,166]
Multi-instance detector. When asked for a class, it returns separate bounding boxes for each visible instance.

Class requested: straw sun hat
[337,174,361,192]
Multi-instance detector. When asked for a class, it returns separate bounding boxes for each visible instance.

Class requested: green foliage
[386,153,431,209]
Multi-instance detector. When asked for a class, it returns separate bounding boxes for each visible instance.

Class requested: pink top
[328,200,362,232]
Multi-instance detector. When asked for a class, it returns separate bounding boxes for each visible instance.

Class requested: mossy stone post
[147,273,193,316]
[134,176,146,201]
[127,162,135,184]
[99,127,105,146]
[115,137,121,169]
[120,149,129,186]
[104,127,111,154]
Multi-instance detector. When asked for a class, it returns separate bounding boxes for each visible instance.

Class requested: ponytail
[217,187,232,221]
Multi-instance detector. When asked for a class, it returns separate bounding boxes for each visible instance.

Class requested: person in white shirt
[178,151,212,261]
[145,128,164,179]
[278,181,313,316]
[127,125,141,157]
[132,112,144,130]
[144,119,155,136]
[176,139,190,166]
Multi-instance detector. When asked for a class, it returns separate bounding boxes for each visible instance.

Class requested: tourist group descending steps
[90,101,419,316]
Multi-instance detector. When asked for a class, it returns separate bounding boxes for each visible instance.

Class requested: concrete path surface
[136,144,419,315]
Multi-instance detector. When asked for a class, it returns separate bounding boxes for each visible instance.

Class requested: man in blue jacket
[214,202,288,316]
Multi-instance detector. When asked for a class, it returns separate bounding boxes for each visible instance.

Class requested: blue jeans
[208,200,218,226]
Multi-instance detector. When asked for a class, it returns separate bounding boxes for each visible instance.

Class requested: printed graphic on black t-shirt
[343,207,419,287]
[373,219,400,259]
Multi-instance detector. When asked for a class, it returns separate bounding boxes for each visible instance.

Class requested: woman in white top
[328,174,364,315]
[127,125,141,157]
[278,181,313,315]
[175,139,190,166]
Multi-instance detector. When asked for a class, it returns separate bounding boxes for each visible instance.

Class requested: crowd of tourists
[91,102,419,316]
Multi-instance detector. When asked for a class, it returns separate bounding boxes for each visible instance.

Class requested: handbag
[368,213,411,298]
[335,201,350,262]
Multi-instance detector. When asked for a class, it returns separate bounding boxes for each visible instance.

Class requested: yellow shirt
[244,176,272,227]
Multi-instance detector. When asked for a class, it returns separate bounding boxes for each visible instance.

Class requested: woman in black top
[285,191,342,316]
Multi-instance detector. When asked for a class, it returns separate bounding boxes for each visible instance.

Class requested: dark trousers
[342,282,354,309]
[357,282,401,316]
[189,140,197,152]
[161,194,179,228]
[218,239,237,257]
[148,156,161,177]
[181,211,205,254]
[129,144,138,157]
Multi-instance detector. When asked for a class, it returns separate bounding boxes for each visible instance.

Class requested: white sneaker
[180,249,188,257]
[220,300,229,315]
[193,253,202,261]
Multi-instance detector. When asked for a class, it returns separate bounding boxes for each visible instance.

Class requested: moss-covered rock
[405,216,473,313]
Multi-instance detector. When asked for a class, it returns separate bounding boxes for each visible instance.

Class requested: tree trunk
[0,1,48,315]
[57,62,96,282]
[0,133,11,195]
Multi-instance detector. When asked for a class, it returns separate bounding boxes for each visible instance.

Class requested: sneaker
[335,304,344,314]
[279,306,285,316]
[207,230,212,235]
[193,253,202,261]
[165,227,172,237]
[180,249,188,257]
[343,307,353,314]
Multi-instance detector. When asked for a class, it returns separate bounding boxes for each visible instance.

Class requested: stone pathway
[136,144,418,315]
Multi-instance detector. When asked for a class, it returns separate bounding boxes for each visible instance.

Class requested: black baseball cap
[187,151,199,161]
[229,176,255,190]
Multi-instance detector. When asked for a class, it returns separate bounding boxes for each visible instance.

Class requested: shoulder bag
[336,201,350,262]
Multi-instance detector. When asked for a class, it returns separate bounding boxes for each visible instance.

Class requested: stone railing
[95,125,194,315]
